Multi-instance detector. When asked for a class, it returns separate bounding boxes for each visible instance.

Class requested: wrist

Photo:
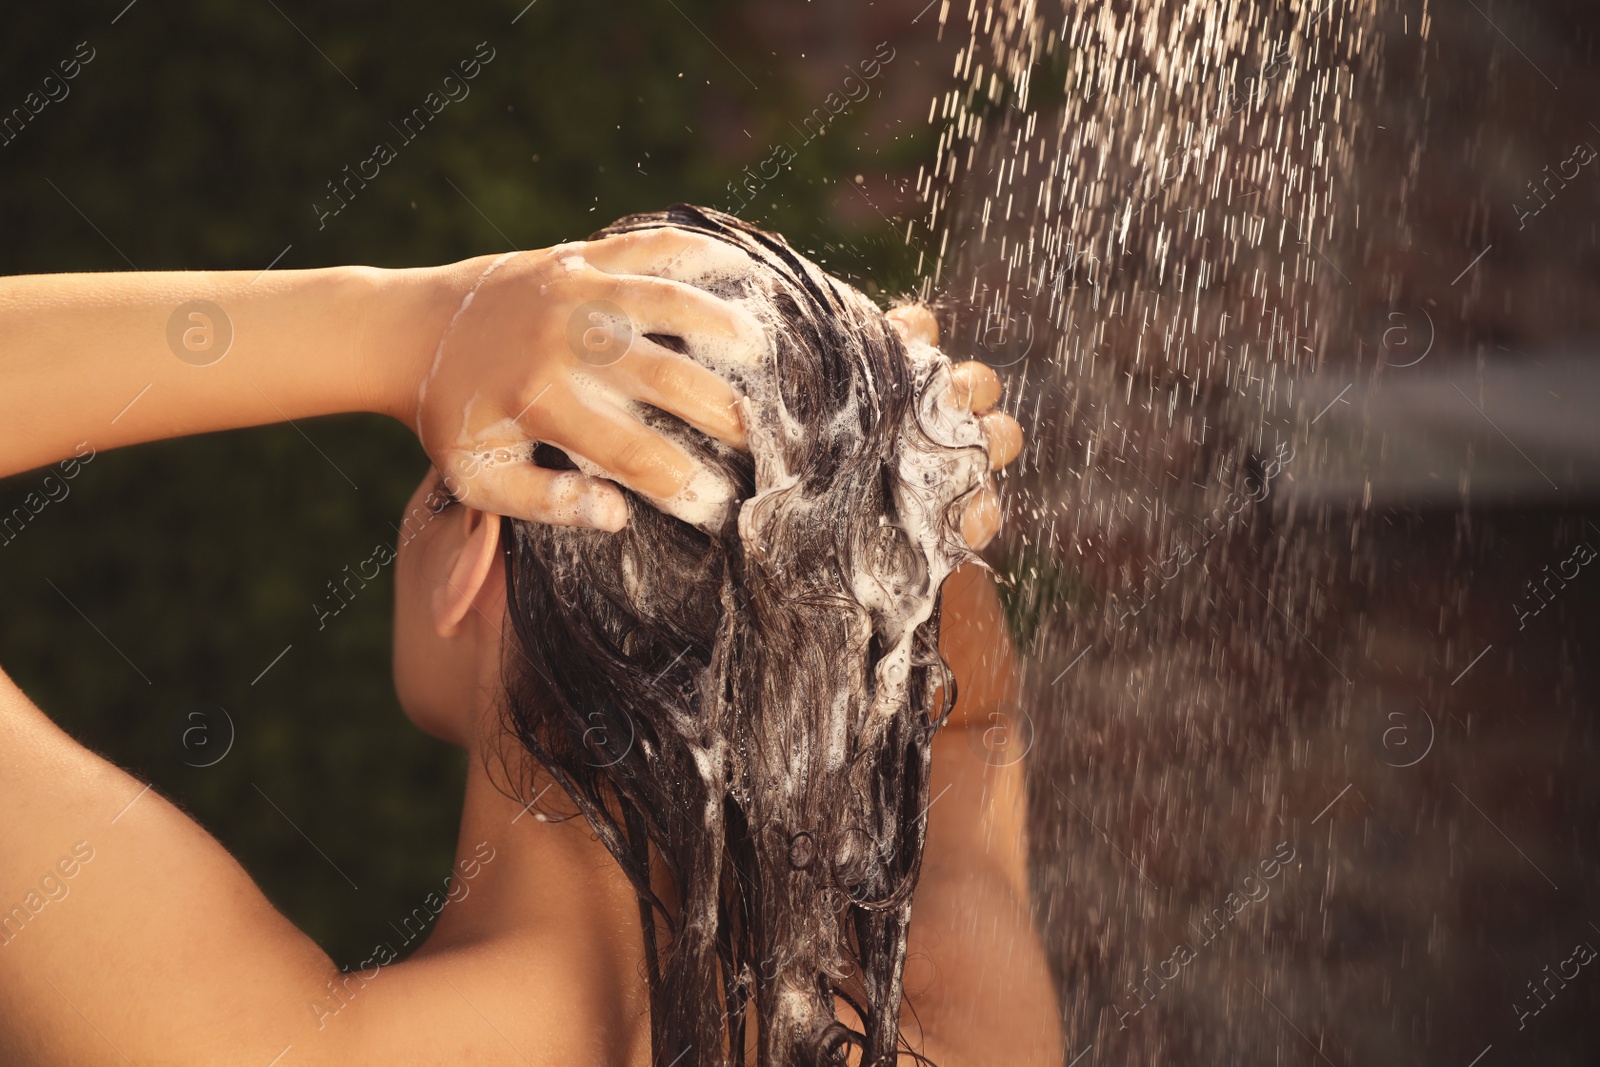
[357,257,500,429]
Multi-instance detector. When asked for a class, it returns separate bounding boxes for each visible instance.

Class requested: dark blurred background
[0,0,957,968]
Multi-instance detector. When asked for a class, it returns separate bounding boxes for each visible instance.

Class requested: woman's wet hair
[498,205,989,1066]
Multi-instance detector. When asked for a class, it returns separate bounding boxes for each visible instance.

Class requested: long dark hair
[499,206,988,1066]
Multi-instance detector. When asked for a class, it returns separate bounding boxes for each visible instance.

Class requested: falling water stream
[900,0,1599,1062]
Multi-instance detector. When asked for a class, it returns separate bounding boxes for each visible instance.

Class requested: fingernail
[724,396,750,450]
[981,411,1023,468]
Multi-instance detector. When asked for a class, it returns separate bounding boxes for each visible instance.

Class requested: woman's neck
[419,744,645,955]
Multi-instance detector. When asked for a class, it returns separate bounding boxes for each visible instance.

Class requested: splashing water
[901,0,1504,1061]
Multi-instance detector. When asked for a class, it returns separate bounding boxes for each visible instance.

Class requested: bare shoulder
[0,670,618,1067]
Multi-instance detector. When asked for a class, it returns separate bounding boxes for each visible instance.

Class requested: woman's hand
[885,305,1022,549]
[406,228,767,530]
[404,236,1023,539]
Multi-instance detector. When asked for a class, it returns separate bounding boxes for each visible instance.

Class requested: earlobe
[431,508,503,637]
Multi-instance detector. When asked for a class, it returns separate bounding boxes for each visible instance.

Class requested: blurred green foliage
[991,546,1096,650]
[0,0,928,966]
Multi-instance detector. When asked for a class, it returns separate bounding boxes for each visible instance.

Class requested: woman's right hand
[405,228,766,530]
[885,305,1023,550]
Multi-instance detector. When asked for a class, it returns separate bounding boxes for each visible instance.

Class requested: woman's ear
[431,507,503,638]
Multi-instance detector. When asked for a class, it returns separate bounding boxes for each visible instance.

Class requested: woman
[0,208,1062,1065]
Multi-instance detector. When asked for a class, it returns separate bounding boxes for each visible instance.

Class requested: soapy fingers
[418,234,767,528]
[948,360,1003,413]
[600,338,748,449]
[886,307,1022,550]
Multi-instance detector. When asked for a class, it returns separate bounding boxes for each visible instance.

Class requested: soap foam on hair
[498,206,996,1067]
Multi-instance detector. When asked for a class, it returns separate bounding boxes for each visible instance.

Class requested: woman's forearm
[0,236,769,530]
[0,264,466,480]
[901,729,1062,1066]
[902,567,1063,1063]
